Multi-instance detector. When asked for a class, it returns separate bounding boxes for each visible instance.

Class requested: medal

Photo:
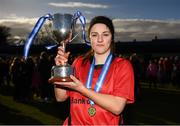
[86,53,113,116]
[88,106,96,116]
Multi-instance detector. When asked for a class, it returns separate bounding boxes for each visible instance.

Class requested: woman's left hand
[53,75,84,92]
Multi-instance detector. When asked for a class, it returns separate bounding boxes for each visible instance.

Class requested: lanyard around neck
[86,53,113,106]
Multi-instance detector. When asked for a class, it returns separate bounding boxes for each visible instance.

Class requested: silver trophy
[49,13,74,83]
[23,11,90,83]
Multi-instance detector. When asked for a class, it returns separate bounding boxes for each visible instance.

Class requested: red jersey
[63,56,134,125]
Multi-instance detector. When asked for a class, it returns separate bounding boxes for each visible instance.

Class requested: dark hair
[82,16,115,65]
[88,16,114,41]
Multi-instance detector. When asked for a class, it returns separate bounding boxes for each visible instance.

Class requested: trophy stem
[62,42,67,66]
[62,42,66,51]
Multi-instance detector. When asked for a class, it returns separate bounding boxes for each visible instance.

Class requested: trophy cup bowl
[48,13,74,83]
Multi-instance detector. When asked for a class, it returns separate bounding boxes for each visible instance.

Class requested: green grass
[0,94,63,125]
[0,85,70,125]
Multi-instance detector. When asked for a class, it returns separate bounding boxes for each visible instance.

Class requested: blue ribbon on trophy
[23,13,53,59]
[23,11,90,83]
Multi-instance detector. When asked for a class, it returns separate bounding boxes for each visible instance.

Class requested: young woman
[51,16,134,125]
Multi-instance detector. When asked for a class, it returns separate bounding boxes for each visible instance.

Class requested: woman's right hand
[55,46,70,66]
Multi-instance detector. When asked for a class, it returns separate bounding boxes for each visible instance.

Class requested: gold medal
[88,107,96,116]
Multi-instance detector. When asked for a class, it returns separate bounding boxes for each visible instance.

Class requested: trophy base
[49,64,73,83]
[48,76,72,83]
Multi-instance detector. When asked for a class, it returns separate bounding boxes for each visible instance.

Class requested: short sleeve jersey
[63,56,134,125]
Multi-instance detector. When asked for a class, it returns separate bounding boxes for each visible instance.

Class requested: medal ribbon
[86,53,113,106]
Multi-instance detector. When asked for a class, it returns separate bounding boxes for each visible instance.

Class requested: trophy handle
[72,11,91,46]
[23,14,53,59]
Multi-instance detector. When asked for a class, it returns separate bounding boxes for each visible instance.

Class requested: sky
[0,0,180,42]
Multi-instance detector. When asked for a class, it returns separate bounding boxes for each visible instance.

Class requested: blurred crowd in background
[0,51,180,103]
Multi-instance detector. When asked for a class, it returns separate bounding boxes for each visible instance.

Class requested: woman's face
[89,23,112,55]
